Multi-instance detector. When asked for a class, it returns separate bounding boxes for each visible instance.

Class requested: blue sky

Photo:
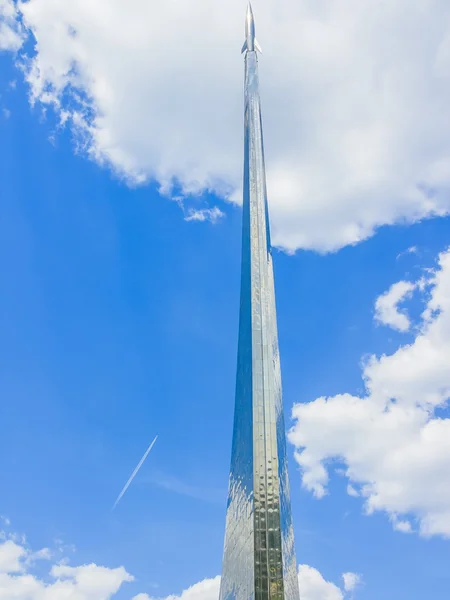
[1,2,450,599]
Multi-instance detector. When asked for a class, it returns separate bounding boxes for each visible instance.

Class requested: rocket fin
[241,40,247,54]
[255,39,262,53]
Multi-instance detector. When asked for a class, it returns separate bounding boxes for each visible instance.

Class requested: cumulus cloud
[0,535,133,599]
[0,540,27,574]
[0,0,23,51]
[289,247,450,537]
[374,280,416,332]
[133,577,221,600]
[0,527,360,599]
[298,565,344,600]
[136,566,357,600]
[0,0,447,251]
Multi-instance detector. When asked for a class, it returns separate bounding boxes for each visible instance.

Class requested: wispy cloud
[343,572,363,596]
[184,206,225,224]
[25,547,53,567]
[396,246,419,260]
[145,472,223,504]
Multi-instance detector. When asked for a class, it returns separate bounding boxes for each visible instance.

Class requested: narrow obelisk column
[219,5,301,600]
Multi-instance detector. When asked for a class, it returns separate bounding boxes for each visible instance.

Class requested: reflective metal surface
[241,3,262,54]
[219,7,300,600]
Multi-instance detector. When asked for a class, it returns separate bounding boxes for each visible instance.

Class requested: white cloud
[0,0,447,251]
[50,563,133,597]
[184,207,225,224]
[25,547,53,566]
[0,530,360,599]
[298,565,343,600]
[397,246,419,260]
[289,247,450,537]
[137,566,355,600]
[0,536,133,599]
[0,0,23,51]
[135,577,221,600]
[0,563,133,599]
[391,516,413,534]
[342,572,362,594]
[347,484,359,498]
[32,548,52,561]
[0,540,27,574]
[374,280,416,332]
[53,538,76,556]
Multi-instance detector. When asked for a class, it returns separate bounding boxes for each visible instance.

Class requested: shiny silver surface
[219,6,300,600]
[241,3,262,54]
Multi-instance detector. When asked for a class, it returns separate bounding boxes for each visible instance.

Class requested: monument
[219,5,301,600]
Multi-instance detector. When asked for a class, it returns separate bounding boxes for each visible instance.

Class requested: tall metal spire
[219,6,300,600]
[242,3,262,54]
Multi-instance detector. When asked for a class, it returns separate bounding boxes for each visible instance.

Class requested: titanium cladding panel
[219,15,301,600]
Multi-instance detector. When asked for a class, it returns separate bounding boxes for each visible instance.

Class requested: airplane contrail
[112,435,158,510]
